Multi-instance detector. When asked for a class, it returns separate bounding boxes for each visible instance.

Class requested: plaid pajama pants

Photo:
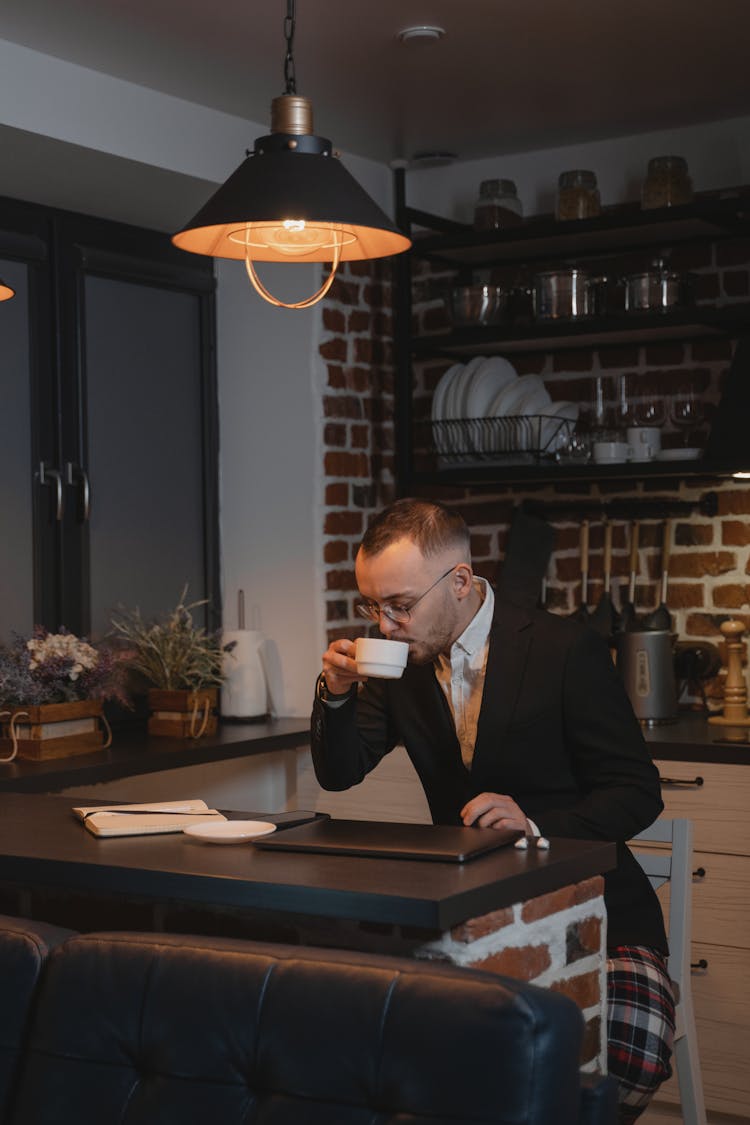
[607,945,676,1124]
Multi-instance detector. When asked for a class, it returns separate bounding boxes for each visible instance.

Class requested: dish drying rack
[430,415,576,465]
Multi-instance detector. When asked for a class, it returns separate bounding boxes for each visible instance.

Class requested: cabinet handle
[65,462,91,522]
[693,867,706,879]
[37,462,63,521]
[690,958,708,971]
[659,775,704,787]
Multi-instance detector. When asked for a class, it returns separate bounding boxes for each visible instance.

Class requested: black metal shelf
[408,193,750,269]
[393,170,750,494]
[411,305,750,358]
[409,458,726,488]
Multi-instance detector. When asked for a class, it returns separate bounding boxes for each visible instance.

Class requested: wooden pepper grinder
[708,619,750,726]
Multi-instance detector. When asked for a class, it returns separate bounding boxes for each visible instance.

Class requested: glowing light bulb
[228,222,357,258]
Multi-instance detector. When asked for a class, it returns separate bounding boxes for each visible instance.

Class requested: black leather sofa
[0,913,616,1125]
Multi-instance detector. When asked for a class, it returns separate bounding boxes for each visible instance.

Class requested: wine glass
[616,373,636,429]
[670,386,705,448]
[633,387,666,428]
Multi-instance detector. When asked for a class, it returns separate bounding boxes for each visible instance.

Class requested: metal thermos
[616,629,678,725]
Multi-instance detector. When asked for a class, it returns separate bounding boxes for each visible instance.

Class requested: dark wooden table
[0,792,615,930]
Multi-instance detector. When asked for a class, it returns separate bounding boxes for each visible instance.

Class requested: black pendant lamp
[0,279,14,302]
[172,0,411,309]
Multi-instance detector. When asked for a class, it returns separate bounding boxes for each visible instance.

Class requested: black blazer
[312,600,668,953]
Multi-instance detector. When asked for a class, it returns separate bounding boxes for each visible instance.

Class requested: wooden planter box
[0,700,107,761]
[147,688,219,739]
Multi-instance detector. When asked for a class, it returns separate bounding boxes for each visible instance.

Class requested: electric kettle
[616,629,678,725]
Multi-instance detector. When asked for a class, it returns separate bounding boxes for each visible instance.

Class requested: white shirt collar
[451,576,494,657]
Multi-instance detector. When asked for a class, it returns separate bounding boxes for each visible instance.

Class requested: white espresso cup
[354,637,409,679]
[593,440,633,464]
[627,426,661,461]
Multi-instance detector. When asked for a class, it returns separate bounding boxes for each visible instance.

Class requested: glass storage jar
[556,170,601,221]
[473,179,523,230]
[641,156,694,210]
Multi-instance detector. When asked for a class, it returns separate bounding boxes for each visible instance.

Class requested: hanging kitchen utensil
[495,507,554,609]
[568,519,591,621]
[618,520,641,632]
[589,519,621,638]
[642,519,673,631]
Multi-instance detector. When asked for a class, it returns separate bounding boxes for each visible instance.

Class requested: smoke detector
[410,151,458,168]
[397,25,446,45]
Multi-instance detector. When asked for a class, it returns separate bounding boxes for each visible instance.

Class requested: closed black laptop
[252,818,513,863]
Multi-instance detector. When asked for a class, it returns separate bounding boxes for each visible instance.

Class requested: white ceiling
[1,0,749,166]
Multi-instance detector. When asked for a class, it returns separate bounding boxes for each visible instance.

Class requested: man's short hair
[360,498,471,560]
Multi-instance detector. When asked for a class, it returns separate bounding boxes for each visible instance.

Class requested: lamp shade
[0,278,14,301]
[172,146,411,263]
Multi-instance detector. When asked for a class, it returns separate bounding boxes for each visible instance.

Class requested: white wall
[216,259,325,716]
[0,38,395,200]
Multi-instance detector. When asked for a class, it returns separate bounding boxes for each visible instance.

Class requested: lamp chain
[283,0,296,94]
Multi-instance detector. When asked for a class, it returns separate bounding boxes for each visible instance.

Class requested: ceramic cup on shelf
[593,440,633,464]
[627,426,661,461]
[354,638,409,679]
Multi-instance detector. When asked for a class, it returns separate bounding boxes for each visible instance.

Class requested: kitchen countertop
[0,710,746,798]
[0,717,311,793]
[0,791,616,930]
[642,711,750,764]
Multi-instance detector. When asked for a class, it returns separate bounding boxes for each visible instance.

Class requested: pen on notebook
[80,808,220,821]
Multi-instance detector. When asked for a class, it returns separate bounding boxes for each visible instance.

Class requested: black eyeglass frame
[354,564,458,625]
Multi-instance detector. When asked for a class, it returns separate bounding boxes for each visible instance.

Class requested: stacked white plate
[464,356,518,417]
[430,356,578,458]
[444,356,487,421]
[486,373,549,451]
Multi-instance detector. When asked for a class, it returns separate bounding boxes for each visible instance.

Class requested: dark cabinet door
[0,255,36,637]
[82,275,210,637]
[0,199,218,643]
[0,202,57,641]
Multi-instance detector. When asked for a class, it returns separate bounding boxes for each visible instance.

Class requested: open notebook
[73,800,226,838]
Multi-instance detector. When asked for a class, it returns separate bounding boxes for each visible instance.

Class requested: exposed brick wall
[318,199,750,706]
[320,260,397,641]
[417,874,608,1070]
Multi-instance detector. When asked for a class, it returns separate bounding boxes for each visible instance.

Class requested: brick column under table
[413,874,608,1073]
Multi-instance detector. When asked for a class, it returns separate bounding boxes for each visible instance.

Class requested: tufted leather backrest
[8,930,594,1125]
[0,914,76,1124]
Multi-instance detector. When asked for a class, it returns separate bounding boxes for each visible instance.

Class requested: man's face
[354,538,467,664]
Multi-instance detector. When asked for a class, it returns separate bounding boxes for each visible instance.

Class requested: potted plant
[110,589,230,739]
[0,628,129,762]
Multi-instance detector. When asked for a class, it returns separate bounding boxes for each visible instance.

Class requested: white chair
[631,817,707,1125]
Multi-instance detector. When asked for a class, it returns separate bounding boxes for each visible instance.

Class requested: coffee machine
[616,629,678,725]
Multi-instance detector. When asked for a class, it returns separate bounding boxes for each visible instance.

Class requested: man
[312,498,675,1123]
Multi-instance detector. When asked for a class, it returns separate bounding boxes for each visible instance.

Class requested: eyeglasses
[354,565,457,625]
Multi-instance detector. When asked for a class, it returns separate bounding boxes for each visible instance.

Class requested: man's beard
[397,622,457,665]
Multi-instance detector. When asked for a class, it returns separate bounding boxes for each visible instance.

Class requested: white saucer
[183,820,277,844]
[657,448,703,461]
